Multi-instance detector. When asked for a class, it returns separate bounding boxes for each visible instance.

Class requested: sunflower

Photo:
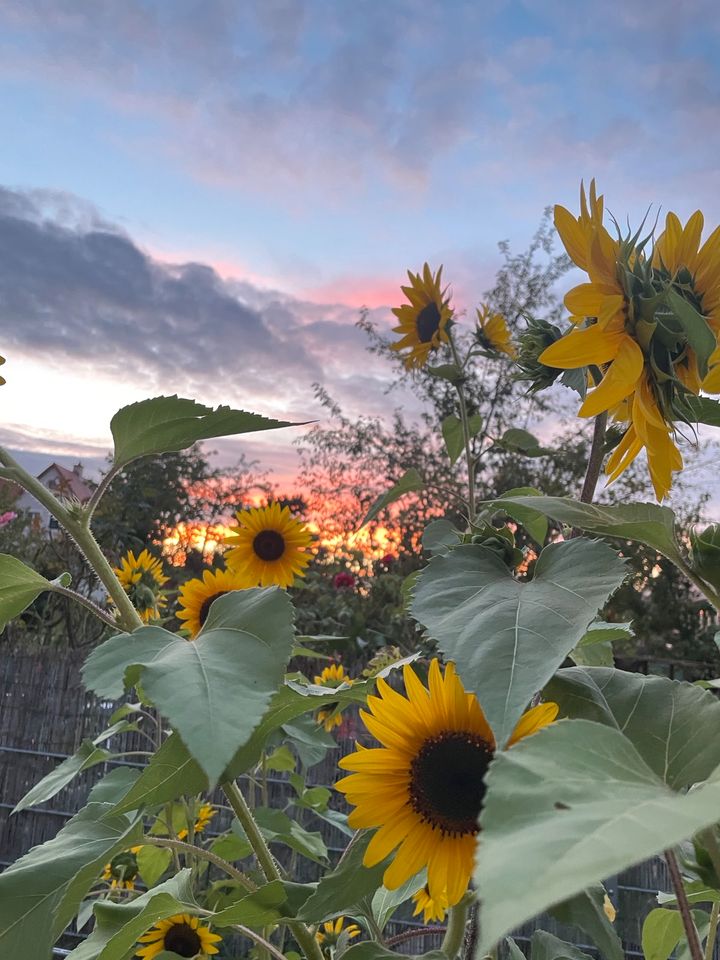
[336,659,557,909]
[177,803,216,841]
[223,503,312,588]
[314,663,353,732]
[136,914,221,959]
[538,182,720,500]
[176,567,250,637]
[390,264,453,369]
[412,884,448,924]
[114,549,169,623]
[475,304,516,358]
[102,848,140,891]
[315,917,361,947]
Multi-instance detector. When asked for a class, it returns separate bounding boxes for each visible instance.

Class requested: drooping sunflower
[539,181,720,500]
[412,884,448,924]
[315,917,361,947]
[314,663,353,732]
[176,567,250,638]
[177,803,216,841]
[102,848,141,891]
[136,914,221,959]
[114,549,169,623]
[336,659,557,909]
[475,304,516,358]
[223,503,312,588]
[390,264,453,369]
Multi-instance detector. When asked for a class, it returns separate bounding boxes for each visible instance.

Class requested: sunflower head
[390,264,453,369]
[475,304,516,358]
[315,917,361,948]
[412,884,448,924]
[223,503,312,588]
[178,802,216,840]
[102,849,139,891]
[114,548,169,623]
[336,659,557,909]
[315,663,353,732]
[514,316,565,393]
[176,566,251,638]
[136,913,222,959]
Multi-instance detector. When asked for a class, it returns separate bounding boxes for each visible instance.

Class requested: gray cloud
[0,186,412,429]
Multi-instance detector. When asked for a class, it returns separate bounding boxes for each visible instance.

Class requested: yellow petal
[579,338,644,418]
[540,325,626,370]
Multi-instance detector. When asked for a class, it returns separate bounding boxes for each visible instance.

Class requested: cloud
[0,186,416,437]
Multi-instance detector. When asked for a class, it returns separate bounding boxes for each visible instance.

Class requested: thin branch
[140,836,256,891]
[84,464,121,521]
[50,584,120,630]
[665,848,704,960]
[386,926,447,947]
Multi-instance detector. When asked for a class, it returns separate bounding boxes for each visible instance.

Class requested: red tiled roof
[37,463,94,503]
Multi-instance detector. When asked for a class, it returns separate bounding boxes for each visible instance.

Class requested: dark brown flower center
[409,731,493,836]
[164,922,202,957]
[253,529,285,561]
[198,591,229,627]
[416,301,441,343]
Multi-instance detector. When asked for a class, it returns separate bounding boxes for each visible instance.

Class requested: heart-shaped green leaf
[412,539,626,745]
[0,554,70,632]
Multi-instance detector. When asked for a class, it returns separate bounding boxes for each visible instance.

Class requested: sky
[2,0,720,488]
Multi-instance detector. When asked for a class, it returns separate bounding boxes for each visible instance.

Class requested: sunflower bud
[690,524,720,589]
[513,317,564,393]
[468,523,524,569]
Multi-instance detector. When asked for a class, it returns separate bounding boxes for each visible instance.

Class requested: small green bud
[513,316,564,393]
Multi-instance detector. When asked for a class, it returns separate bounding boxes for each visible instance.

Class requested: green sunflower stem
[222,779,325,960]
[441,899,470,960]
[674,556,720,614]
[665,847,704,960]
[448,335,476,522]
[0,445,141,631]
[141,836,256,891]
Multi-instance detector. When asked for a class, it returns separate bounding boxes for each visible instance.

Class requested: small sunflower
[136,913,221,959]
[102,848,140,891]
[314,663,353,732]
[315,917,361,947]
[177,803,216,841]
[390,263,453,369]
[176,567,250,637]
[114,549,169,623]
[475,304,516,358]
[412,884,448,924]
[224,503,312,588]
[336,659,558,909]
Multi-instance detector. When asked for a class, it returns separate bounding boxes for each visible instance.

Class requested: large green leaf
[342,945,446,960]
[530,931,595,960]
[496,487,548,546]
[113,680,370,814]
[490,495,683,563]
[84,588,295,785]
[205,880,289,927]
[545,667,720,789]
[110,395,296,469]
[0,554,70,632]
[298,834,387,923]
[253,808,328,864]
[684,395,720,427]
[0,801,142,956]
[66,872,195,960]
[411,540,626,746]
[641,907,710,960]
[371,870,425,930]
[476,719,720,953]
[548,886,623,960]
[361,468,424,527]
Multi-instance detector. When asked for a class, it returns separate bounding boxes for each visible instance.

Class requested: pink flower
[333,572,355,590]
[0,511,17,528]
[380,553,395,565]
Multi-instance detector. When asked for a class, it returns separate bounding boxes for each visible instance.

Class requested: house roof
[37,463,94,503]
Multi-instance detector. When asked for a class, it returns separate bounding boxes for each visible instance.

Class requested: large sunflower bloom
[136,914,221,959]
[114,549,169,623]
[224,503,312,588]
[336,659,557,909]
[314,663,353,732]
[475,304,516,358]
[176,567,250,637]
[315,917,361,946]
[390,264,453,369]
[412,884,448,924]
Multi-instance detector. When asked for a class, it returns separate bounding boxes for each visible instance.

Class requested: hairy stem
[441,900,470,960]
[222,780,325,960]
[385,927,447,947]
[141,836,256,891]
[448,335,476,521]
[83,464,121,521]
[50,584,119,630]
[666,848,704,960]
